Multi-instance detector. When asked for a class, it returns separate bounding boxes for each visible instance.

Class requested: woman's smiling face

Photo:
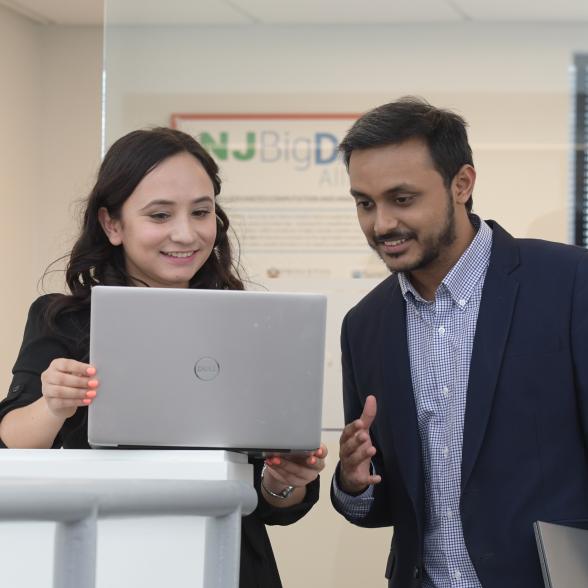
[99,151,217,289]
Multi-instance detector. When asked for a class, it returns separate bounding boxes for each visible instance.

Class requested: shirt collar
[398,215,493,307]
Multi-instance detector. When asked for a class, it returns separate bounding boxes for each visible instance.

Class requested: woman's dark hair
[45,127,244,330]
[340,96,474,211]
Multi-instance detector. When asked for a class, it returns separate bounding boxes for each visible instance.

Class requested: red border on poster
[171,112,360,127]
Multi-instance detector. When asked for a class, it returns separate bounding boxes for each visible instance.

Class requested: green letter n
[200,132,228,160]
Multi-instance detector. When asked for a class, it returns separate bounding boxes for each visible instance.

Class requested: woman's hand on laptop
[261,443,327,507]
[41,358,99,419]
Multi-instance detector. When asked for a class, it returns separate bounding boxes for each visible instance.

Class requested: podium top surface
[0,449,251,482]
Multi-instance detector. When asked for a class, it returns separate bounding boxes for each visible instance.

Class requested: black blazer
[332,221,588,587]
[1,295,320,588]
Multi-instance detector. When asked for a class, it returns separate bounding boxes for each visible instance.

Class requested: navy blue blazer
[332,221,588,587]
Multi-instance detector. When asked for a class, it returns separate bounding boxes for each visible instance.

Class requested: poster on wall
[172,113,387,282]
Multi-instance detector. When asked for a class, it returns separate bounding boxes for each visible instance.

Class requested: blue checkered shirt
[334,216,492,588]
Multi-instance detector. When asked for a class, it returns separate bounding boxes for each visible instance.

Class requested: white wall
[36,25,103,289]
[0,5,42,398]
[0,15,102,397]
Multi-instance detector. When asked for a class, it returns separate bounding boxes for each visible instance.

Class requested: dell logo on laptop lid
[194,357,220,381]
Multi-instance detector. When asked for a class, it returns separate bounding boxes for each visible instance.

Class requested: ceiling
[1,0,587,25]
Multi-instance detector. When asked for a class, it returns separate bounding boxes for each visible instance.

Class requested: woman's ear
[98,207,123,246]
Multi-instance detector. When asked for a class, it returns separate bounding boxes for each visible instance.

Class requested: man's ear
[98,207,123,246]
[452,164,476,205]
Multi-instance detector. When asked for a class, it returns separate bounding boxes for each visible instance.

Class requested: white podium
[0,450,256,588]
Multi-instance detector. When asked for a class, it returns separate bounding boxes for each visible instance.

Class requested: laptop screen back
[88,286,326,452]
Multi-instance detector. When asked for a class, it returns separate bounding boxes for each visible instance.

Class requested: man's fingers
[359,395,377,429]
[343,444,376,470]
[340,395,377,446]
[340,435,376,469]
[340,427,372,458]
[339,463,381,494]
[339,419,366,445]
[337,396,379,493]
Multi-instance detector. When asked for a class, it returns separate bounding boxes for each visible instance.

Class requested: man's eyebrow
[350,189,369,199]
[350,183,419,199]
[382,184,420,196]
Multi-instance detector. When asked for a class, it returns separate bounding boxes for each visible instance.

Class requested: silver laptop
[534,521,588,588]
[88,286,326,452]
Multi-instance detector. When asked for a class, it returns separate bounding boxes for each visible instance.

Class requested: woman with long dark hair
[0,127,325,587]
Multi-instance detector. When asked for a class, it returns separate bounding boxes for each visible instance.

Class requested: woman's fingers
[50,396,94,408]
[265,455,326,487]
[43,371,97,391]
[44,385,92,400]
[307,443,328,464]
[264,441,329,487]
[49,358,94,376]
[42,359,98,392]
[41,358,98,418]
[264,464,311,488]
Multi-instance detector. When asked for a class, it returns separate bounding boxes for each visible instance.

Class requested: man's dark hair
[340,97,474,211]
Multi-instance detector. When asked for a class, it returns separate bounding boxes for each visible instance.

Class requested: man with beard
[330,97,588,588]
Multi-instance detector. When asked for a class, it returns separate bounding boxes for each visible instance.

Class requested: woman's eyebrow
[139,196,214,211]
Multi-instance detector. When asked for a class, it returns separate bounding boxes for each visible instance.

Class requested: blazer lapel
[461,221,520,491]
[377,278,424,535]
